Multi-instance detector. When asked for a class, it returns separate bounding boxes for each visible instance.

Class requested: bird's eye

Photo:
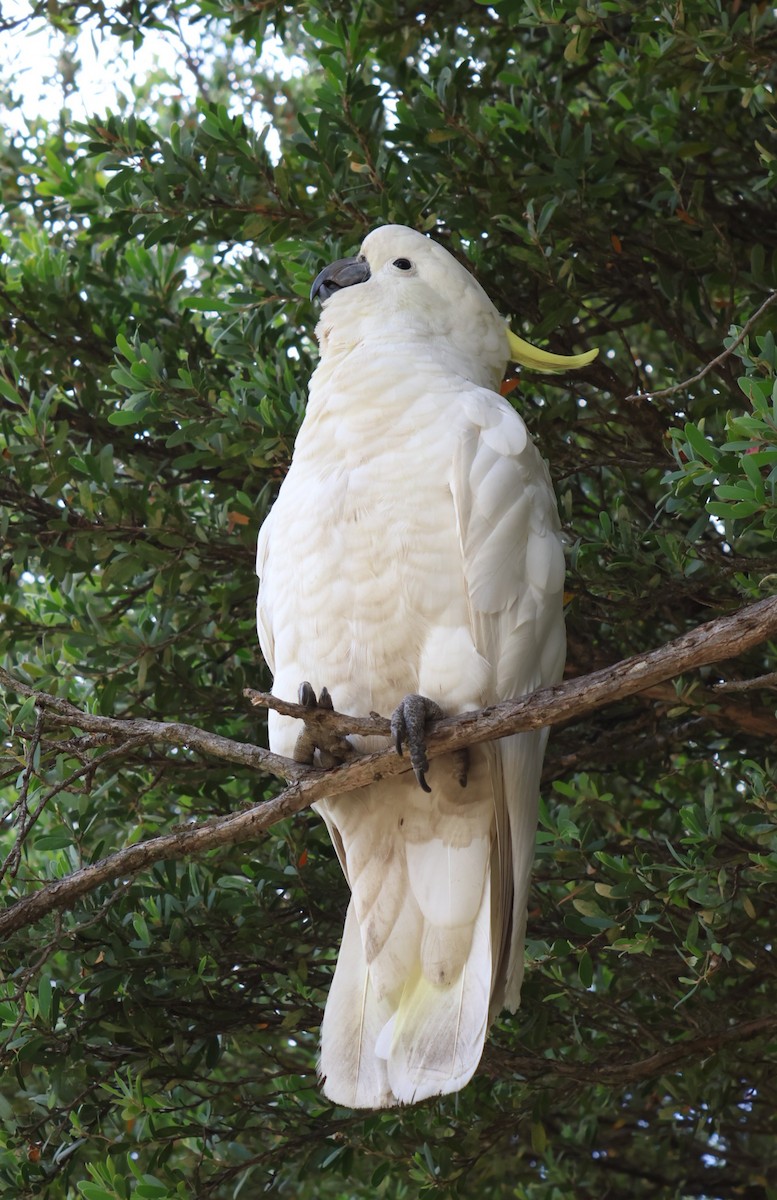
[393,258,413,270]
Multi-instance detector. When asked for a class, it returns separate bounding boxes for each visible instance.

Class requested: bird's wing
[451,387,566,1010]
[255,508,276,676]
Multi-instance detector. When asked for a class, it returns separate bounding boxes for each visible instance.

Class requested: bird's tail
[319,879,492,1108]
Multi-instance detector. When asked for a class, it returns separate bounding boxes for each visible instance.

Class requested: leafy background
[1,1,776,1196]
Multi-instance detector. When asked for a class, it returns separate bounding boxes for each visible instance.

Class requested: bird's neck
[313,336,502,395]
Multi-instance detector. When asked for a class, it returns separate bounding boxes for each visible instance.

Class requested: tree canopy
[1,1,776,1197]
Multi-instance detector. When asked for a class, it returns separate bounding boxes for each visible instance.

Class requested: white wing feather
[255,510,276,676]
[452,390,566,1010]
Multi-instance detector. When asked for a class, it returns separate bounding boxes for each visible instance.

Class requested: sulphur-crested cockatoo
[256,225,596,1108]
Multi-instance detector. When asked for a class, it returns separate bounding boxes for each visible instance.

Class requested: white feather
[319,900,393,1108]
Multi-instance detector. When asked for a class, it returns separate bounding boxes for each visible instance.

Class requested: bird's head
[310,224,597,389]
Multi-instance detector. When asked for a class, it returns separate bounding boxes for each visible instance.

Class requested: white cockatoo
[256,225,596,1108]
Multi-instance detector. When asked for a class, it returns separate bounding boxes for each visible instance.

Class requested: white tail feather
[319,902,393,1108]
[384,880,492,1104]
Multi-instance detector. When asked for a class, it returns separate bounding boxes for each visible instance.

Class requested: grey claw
[390,694,444,792]
[415,768,431,794]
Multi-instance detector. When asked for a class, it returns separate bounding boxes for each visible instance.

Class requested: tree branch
[491,1013,777,1086]
[623,290,777,402]
[641,680,777,738]
[1,594,776,938]
[713,670,777,693]
[0,671,309,784]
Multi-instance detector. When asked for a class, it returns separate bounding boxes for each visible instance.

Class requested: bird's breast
[261,369,489,740]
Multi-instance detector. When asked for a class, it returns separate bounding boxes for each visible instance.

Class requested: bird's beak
[506,328,598,373]
[310,255,371,302]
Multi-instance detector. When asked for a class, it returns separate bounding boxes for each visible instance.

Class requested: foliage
[1,0,776,1197]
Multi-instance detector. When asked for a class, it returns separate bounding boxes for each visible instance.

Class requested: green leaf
[578,950,594,989]
[0,376,22,404]
[78,1186,116,1200]
[683,422,720,465]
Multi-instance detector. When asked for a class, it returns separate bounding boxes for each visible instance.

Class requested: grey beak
[310,254,371,302]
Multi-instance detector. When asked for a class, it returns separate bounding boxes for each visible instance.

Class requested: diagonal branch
[491,1013,777,1086]
[0,672,309,784]
[0,594,776,938]
[623,290,777,402]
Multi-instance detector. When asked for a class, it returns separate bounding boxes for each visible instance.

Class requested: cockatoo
[256,225,596,1108]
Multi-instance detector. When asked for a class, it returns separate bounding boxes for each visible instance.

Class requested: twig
[1,709,45,881]
[0,913,64,1055]
[712,671,777,693]
[493,1013,777,1087]
[641,681,777,738]
[624,291,777,402]
[0,594,776,937]
[0,736,152,888]
[244,688,390,738]
[0,671,310,784]
[543,717,709,781]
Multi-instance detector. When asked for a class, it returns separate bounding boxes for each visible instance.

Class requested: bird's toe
[293,682,353,768]
[390,694,444,793]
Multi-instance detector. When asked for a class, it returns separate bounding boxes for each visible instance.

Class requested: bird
[255,224,597,1108]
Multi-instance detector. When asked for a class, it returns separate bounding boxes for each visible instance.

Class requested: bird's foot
[390,694,447,793]
[293,682,355,768]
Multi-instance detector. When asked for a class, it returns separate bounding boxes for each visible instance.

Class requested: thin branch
[642,680,777,738]
[713,670,777,693]
[244,688,389,739]
[0,673,309,784]
[1,708,45,880]
[493,1014,777,1087]
[623,291,777,402]
[0,594,776,938]
[0,736,152,888]
[542,716,709,782]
